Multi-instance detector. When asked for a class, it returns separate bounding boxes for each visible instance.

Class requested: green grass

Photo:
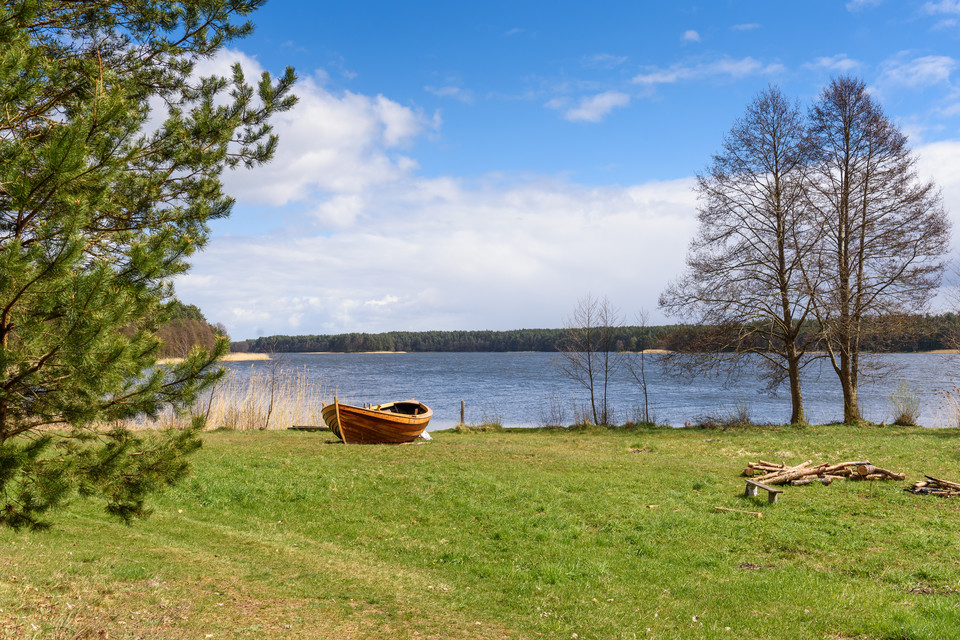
[3,424,960,639]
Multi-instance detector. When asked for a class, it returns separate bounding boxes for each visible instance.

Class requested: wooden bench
[745,479,783,504]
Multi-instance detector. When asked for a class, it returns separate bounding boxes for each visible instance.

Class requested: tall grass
[935,384,960,428]
[536,394,567,428]
[455,407,504,432]
[690,398,754,429]
[889,379,922,426]
[124,366,330,431]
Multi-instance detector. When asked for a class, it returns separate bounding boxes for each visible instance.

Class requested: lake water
[221,352,960,429]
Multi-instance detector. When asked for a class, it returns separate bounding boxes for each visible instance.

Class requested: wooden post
[460,400,465,425]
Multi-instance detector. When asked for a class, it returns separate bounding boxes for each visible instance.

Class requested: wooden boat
[321,397,432,444]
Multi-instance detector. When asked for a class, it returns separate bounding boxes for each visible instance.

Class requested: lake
[220,352,960,429]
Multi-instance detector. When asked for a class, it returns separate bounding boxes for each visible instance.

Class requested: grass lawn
[3,424,960,639]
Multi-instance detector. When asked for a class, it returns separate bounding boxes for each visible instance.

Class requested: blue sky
[177,1,960,339]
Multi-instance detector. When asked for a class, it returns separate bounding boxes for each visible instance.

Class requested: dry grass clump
[124,366,330,431]
[888,380,922,426]
[934,384,960,428]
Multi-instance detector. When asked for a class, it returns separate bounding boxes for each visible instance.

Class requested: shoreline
[157,352,272,365]
[156,350,960,363]
[225,349,956,355]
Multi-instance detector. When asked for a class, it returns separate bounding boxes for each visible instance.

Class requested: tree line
[231,312,960,355]
[233,326,677,354]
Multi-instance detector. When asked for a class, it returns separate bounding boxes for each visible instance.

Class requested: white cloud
[205,51,436,206]
[925,1,960,14]
[915,140,960,255]
[632,56,785,86]
[879,54,957,88]
[940,101,960,116]
[560,91,630,122]
[172,51,692,338]
[581,53,628,69]
[544,97,569,110]
[365,295,400,308]
[311,194,367,228]
[425,85,475,104]
[846,0,882,10]
[682,30,701,43]
[807,54,861,72]
[180,175,698,337]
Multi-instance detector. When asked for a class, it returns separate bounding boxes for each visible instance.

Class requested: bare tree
[556,295,622,425]
[659,86,819,424]
[623,309,656,424]
[806,76,950,422]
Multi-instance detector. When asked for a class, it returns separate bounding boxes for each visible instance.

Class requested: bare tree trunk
[785,342,804,424]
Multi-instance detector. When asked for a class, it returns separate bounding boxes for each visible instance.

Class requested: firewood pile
[906,476,960,497]
[742,459,905,486]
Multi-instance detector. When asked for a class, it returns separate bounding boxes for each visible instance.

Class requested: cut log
[878,470,905,481]
[823,461,870,474]
[761,463,828,486]
[852,464,904,480]
[754,460,815,483]
[792,476,833,486]
[925,475,960,491]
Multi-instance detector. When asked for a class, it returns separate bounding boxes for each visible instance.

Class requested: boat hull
[322,400,432,444]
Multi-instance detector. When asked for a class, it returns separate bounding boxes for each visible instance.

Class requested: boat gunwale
[334,401,433,423]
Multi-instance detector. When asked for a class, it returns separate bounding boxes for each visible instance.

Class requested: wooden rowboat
[321,397,432,444]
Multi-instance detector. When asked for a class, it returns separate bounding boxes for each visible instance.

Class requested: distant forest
[231,313,960,354]
[233,326,674,354]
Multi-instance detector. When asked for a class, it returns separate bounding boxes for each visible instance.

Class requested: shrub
[890,380,922,426]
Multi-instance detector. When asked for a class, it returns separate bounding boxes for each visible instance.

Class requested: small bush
[890,380,922,426]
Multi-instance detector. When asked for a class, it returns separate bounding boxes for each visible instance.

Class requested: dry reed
[123,366,330,431]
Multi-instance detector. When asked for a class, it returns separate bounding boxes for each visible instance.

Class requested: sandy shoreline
[157,352,272,365]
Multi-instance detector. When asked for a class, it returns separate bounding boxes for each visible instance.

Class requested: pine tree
[0,1,296,529]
